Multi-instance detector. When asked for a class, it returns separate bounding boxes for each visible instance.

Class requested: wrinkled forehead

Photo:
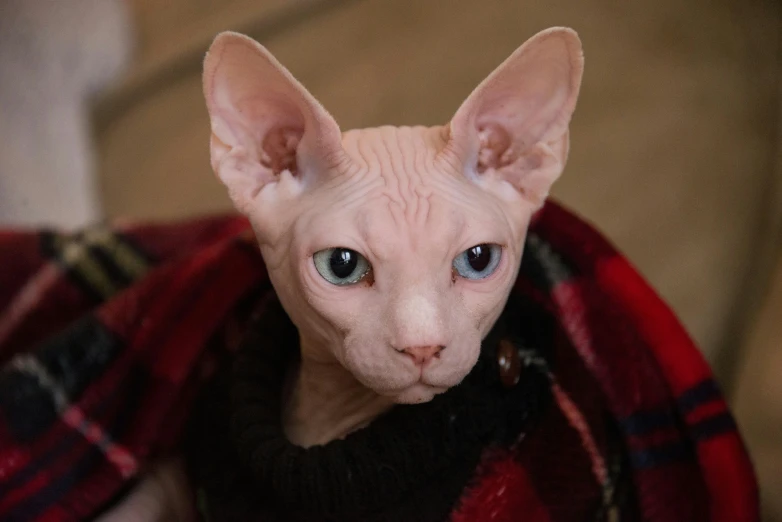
[340,126,449,178]
[292,126,521,260]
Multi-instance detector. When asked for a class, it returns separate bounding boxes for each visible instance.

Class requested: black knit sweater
[185,293,553,522]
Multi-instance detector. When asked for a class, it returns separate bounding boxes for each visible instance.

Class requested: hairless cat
[99,26,583,520]
[203,26,582,446]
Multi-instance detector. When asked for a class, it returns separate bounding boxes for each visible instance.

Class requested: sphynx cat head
[203,28,583,404]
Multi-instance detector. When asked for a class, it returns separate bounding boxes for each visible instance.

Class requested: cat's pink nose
[402,345,444,366]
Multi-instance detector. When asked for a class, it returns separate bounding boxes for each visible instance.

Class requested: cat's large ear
[203,32,345,215]
[448,27,583,207]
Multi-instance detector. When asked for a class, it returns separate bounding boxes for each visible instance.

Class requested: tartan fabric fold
[0,202,758,522]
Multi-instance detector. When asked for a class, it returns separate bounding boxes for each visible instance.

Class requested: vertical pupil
[467,245,491,271]
[330,249,357,278]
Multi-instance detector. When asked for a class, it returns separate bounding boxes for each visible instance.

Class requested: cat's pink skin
[101,27,583,520]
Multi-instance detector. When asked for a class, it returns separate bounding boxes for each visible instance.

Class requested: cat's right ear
[203,32,345,217]
[447,28,583,209]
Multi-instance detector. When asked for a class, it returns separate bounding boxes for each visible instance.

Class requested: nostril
[401,345,444,365]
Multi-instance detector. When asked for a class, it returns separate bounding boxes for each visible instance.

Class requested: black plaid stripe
[691,412,736,441]
[39,226,152,303]
[677,379,722,414]
[0,316,122,441]
[618,378,729,470]
[619,407,679,436]
[678,379,736,441]
[628,440,691,469]
[0,367,59,441]
[618,404,690,470]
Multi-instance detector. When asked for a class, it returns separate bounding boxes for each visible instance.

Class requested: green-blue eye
[453,244,502,280]
[314,248,371,285]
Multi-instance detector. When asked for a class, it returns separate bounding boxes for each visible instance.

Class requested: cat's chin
[391,383,449,405]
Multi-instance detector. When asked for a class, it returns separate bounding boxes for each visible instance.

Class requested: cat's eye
[313,247,372,286]
[452,244,502,280]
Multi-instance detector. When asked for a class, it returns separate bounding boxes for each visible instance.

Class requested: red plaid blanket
[0,202,758,521]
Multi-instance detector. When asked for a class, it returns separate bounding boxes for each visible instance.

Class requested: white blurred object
[0,0,135,229]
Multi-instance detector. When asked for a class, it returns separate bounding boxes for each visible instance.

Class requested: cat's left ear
[203,32,345,218]
[448,27,583,207]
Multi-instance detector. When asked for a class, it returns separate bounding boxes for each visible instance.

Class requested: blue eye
[453,244,502,280]
[314,248,371,285]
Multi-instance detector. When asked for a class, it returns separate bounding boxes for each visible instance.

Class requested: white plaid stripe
[517,344,614,511]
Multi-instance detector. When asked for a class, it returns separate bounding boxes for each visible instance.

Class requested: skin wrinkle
[378,134,408,215]
[381,129,407,211]
[386,195,402,236]
[415,189,432,243]
[400,130,424,250]
[444,211,466,269]
[393,131,414,227]
[402,130,422,226]
[416,131,451,245]
[348,129,379,181]
[413,130,433,233]
[357,207,386,266]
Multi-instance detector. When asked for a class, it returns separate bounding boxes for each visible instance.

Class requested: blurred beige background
[1,0,780,519]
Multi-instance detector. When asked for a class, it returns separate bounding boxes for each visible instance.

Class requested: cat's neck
[282,338,394,448]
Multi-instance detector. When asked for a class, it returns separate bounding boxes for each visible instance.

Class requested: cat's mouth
[393,381,449,404]
[360,366,451,404]
[343,340,480,405]
[368,372,450,403]
[387,364,455,404]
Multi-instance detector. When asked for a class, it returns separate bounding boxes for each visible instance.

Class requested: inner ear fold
[261,127,302,176]
[450,27,584,205]
[203,32,344,210]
